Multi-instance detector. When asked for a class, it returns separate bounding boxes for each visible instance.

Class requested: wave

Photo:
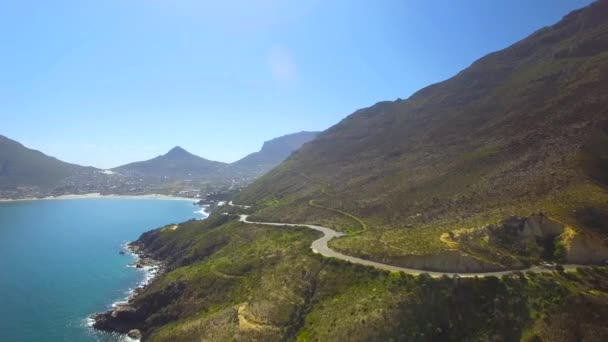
[195,205,210,220]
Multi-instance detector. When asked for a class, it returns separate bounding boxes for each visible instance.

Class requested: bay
[0,198,204,342]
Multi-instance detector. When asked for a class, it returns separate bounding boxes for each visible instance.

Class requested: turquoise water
[0,198,203,342]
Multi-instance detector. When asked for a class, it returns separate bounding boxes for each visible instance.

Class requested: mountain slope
[238,1,608,270]
[0,135,94,189]
[90,3,608,341]
[113,146,227,180]
[94,214,608,341]
[226,131,319,177]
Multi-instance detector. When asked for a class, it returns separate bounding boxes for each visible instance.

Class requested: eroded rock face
[484,213,608,265]
[440,213,570,268]
[488,213,564,243]
[523,214,564,237]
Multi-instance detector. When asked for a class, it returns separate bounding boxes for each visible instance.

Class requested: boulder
[128,329,142,340]
[92,304,140,334]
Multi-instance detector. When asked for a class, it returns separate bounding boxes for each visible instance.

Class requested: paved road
[239,215,586,278]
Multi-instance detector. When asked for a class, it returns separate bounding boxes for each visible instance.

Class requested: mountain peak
[114,145,226,178]
[166,146,190,156]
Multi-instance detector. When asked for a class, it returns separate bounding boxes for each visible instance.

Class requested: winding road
[238,215,586,278]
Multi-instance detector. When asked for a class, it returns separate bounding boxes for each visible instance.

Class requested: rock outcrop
[92,303,142,334]
[92,279,187,338]
[487,213,564,244]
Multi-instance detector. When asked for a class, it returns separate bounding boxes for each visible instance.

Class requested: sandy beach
[0,193,199,203]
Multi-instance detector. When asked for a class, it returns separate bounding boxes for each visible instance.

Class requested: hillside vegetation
[0,135,95,189]
[97,215,608,341]
[91,4,608,340]
[237,1,608,270]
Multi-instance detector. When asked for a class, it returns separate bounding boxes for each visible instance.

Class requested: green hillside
[0,135,94,189]
[237,1,608,270]
[95,214,608,341]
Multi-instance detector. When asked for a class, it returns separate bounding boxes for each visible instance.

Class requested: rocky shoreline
[90,242,164,341]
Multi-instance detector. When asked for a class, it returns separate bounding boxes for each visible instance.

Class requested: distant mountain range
[0,131,319,198]
[112,131,319,181]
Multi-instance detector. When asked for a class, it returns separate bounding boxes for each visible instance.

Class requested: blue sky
[0,0,594,168]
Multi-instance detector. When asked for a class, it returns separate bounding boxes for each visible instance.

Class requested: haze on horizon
[0,0,593,169]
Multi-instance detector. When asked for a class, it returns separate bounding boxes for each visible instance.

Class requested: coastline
[0,193,199,203]
[89,241,165,341]
[88,202,208,340]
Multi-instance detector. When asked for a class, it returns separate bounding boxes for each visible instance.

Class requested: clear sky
[0,0,595,168]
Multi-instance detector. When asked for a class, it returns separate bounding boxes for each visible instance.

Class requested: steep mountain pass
[237,1,608,271]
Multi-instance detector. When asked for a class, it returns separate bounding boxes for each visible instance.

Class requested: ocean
[0,198,205,342]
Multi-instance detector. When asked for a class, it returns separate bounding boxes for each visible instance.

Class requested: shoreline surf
[87,242,164,342]
[88,205,208,340]
[0,198,201,341]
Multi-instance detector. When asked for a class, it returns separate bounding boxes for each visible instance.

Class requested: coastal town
[0,168,243,204]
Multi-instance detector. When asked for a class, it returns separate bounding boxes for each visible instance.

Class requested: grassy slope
[236,1,608,266]
[125,215,608,341]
